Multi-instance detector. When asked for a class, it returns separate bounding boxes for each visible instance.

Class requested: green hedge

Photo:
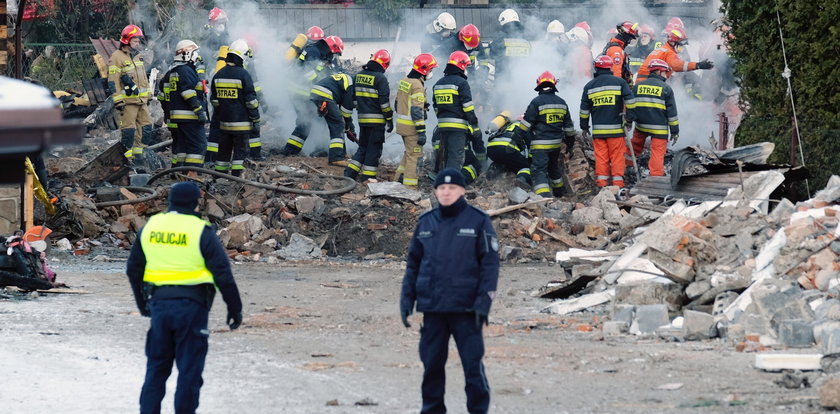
[721,0,840,192]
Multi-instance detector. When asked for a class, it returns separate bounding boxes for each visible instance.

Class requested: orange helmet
[307,26,325,41]
[120,25,144,45]
[666,28,688,45]
[594,55,613,69]
[448,50,471,71]
[324,35,344,54]
[639,24,655,37]
[371,49,391,70]
[617,21,639,37]
[536,71,556,86]
[647,58,671,73]
[412,53,438,75]
[458,24,481,49]
[208,7,227,24]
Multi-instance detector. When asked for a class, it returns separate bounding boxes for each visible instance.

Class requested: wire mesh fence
[6,43,99,92]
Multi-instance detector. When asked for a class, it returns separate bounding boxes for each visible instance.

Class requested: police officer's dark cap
[434,168,466,189]
[168,182,201,210]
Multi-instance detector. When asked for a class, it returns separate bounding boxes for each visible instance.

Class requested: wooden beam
[23,169,34,230]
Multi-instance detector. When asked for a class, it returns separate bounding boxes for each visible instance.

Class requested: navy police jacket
[401,197,500,315]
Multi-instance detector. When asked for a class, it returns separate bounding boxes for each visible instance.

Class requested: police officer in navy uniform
[127,182,243,414]
[401,168,500,414]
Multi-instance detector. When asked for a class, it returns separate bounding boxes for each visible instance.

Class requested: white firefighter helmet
[566,27,589,43]
[433,12,456,33]
[174,39,200,63]
[547,20,565,34]
[228,38,250,60]
[498,9,520,26]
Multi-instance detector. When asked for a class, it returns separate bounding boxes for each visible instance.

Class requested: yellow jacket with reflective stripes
[108,48,150,105]
[140,212,214,286]
[395,76,426,136]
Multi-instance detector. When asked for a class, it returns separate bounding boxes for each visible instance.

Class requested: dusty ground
[0,257,828,413]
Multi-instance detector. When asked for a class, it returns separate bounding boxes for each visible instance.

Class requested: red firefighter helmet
[413,53,438,75]
[307,26,325,41]
[458,24,481,49]
[120,25,144,45]
[208,8,227,24]
[574,21,591,34]
[667,17,685,29]
[536,71,556,86]
[647,59,671,73]
[371,49,391,70]
[448,50,471,71]
[594,55,613,69]
[618,21,639,37]
[639,24,655,37]
[666,28,689,45]
[324,35,344,54]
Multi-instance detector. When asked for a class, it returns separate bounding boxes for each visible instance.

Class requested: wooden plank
[23,171,34,230]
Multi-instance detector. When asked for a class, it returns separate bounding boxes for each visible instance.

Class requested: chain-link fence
[5,43,99,92]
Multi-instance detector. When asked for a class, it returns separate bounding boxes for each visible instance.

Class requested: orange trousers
[593,137,626,187]
[629,130,668,176]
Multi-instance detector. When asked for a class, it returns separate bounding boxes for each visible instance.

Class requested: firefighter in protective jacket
[629,58,678,176]
[345,49,393,180]
[580,55,636,188]
[513,71,576,197]
[395,53,437,187]
[160,40,207,169]
[433,51,481,172]
[210,39,260,176]
[109,25,153,167]
[310,71,355,166]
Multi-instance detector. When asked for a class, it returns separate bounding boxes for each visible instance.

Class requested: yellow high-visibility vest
[140,212,214,286]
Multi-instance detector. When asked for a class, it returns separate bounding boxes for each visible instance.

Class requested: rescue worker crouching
[400,168,500,414]
[281,35,345,156]
[345,49,393,180]
[161,40,208,171]
[486,112,532,188]
[513,71,576,197]
[126,182,243,414]
[433,51,481,173]
[109,24,153,169]
[629,59,679,177]
[210,39,260,177]
[580,55,636,188]
[394,53,438,187]
[311,69,356,166]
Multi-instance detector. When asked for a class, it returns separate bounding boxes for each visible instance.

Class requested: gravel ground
[0,258,827,413]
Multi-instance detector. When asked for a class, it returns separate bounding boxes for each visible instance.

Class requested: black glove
[251,120,260,135]
[227,311,242,330]
[386,118,394,133]
[417,132,427,146]
[581,128,591,140]
[139,304,150,317]
[564,135,576,156]
[471,127,482,143]
[475,311,488,328]
[697,59,714,70]
[197,110,208,123]
[400,307,412,328]
[670,134,679,145]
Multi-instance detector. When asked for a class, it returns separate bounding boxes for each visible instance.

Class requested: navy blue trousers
[140,298,209,414]
[419,312,490,414]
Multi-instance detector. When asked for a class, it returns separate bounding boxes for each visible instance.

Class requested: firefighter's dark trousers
[531,148,566,197]
[345,125,385,179]
[173,122,206,168]
[215,132,247,177]
[487,145,531,184]
[439,129,467,171]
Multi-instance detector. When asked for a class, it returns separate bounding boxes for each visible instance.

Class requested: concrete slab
[754,353,822,371]
[542,289,615,315]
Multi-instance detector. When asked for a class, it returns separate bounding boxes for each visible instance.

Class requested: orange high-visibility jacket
[637,42,698,80]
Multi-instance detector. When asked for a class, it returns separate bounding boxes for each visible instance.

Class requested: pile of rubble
[542,172,840,352]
